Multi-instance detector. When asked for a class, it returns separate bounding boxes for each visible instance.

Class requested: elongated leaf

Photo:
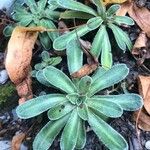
[92,67,107,82]
[92,0,105,15]
[60,11,93,19]
[43,66,77,93]
[88,111,128,150]
[89,64,129,96]
[16,94,67,119]
[39,32,51,50]
[66,40,83,74]
[37,0,47,11]
[114,16,134,26]
[45,9,60,19]
[108,24,132,50]
[54,17,102,50]
[91,25,105,57]
[26,0,37,14]
[57,0,97,16]
[77,103,88,120]
[48,101,75,120]
[75,119,86,149]
[101,26,112,69]
[107,4,120,16]
[78,76,92,95]
[41,51,50,62]
[53,25,89,50]
[40,19,59,41]
[33,114,70,150]
[87,17,103,30]
[60,109,79,150]
[36,70,52,87]
[93,94,143,111]
[87,98,123,117]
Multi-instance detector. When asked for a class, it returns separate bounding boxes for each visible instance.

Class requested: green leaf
[78,76,92,95]
[108,24,132,50]
[91,25,106,57]
[66,93,79,105]
[57,0,98,16]
[77,103,88,120]
[37,0,47,11]
[88,111,128,150]
[60,109,79,150]
[45,9,60,19]
[3,25,15,37]
[40,19,59,41]
[75,119,86,149]
[48,101,75,120]
[48,57,62,66]
[36,70,52,87]
[89,64,129,96]
[66,40,83,74]
[114,16,134,26]
[26,0,37,14]
[87,98,123,117]
[33,114,70,150]
[87,17,103,30]
[53,24,90,50]
[107,4,120,16]
[16,94,67,119]
[92,66,107,82]
[39,32,51,50]
[93,94,143,111]
[41,51,50,62]
[43,66,77,94]
[35,63,46,70]
[91,0,106,15]
[60,11,93,19]
[100,26,112,69]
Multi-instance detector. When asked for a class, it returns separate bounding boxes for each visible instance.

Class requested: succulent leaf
[89,64,129,96]
[57,0,97,16]
[33,114,70,150]
[66,40,83,74]
[114,16,134,26]
[48,101,75,120]
[77,103,88,120]
[88,111,128,150]
[75,119,86,149]
[106,4,120,16]
[93,94,143,111]
[87,98,123,117]
[43,66,77,94]
[66,93,79,104]
[60,109,79,150]
[16,94,67,119]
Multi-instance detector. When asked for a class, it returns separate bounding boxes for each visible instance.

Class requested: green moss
[0,82,16,106]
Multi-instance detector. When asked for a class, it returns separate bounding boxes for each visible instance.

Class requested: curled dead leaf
[5,26,39,104]
[138,75,150,115]
[11,132,26,150]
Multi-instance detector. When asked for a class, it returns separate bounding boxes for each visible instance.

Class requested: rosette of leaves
[16,64,143,150]
[53,0,134,69]
[3,0,60,49]
[31,51,62,77]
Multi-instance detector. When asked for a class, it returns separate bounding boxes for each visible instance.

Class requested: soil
[0,0,150,150]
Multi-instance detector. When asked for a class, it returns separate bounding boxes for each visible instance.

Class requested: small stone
[0,70,9,84]
[145,140,150,150]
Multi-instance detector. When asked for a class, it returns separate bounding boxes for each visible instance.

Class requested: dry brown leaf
[138,75,150,115]
[71,64,98,78]
[103,0,127,5]
[128,3,150,38]
[11,132,26,150]
[5,26,39,104]
[133,108,150,131]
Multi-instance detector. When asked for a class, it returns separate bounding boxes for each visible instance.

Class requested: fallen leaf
[138,75,150,114]
[133,108,150,131]
[5,26,39,104]
[71,63,98,78]
[103,0,127,5]
[11,132,26,150]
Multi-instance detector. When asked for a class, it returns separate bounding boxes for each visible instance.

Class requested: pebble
[0,70,9,84]
[145,140,150,150]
